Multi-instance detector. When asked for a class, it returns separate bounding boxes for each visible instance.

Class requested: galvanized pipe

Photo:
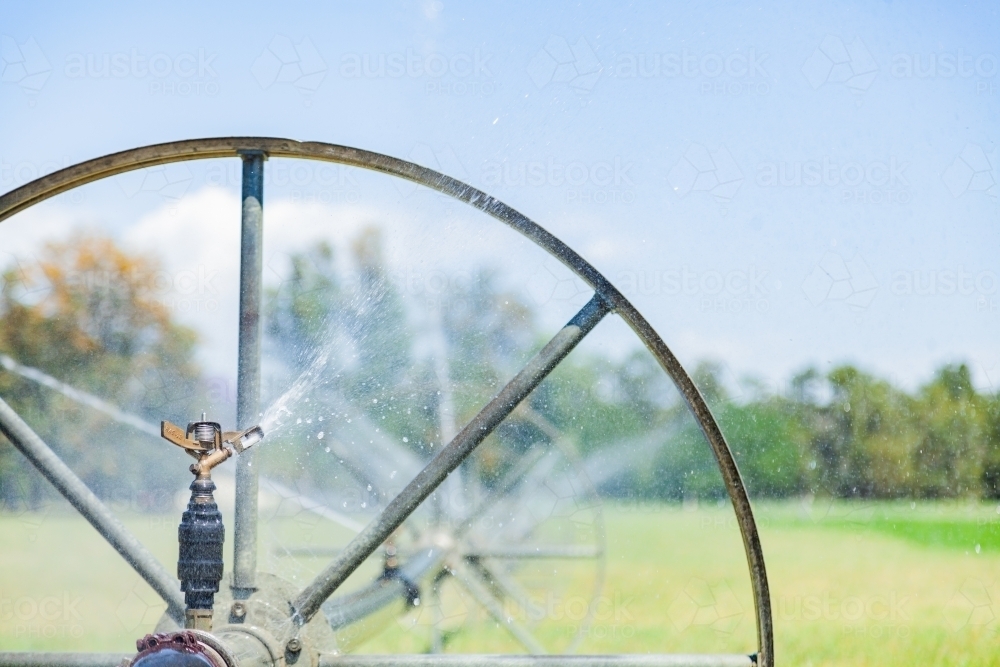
[292,295,611,624]
[451,561,547,654]
[322,547,440,629]
[233,150,266,596]
[0,654,753,667]
[320,656,754,667]
[464,545,601,559]
[0,396,185,623]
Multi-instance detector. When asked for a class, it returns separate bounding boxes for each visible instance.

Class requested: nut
[231,601,247,621]
[286,638,302,654]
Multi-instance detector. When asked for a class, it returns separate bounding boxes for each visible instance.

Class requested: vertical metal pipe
[233,151,265,595]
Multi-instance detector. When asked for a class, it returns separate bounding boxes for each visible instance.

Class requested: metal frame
[0,657,753,667]
[0,138,772,667]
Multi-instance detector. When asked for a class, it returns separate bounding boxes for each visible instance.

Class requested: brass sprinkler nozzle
[160,417,264,478]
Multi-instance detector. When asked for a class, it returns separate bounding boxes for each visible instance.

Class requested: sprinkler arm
[161,420,264,475]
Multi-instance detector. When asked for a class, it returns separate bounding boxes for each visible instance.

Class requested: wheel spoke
[466,546,601,560]
[291,295,611,625]
[257,474,366,533]
[324,391,425,494]
[463,453,561,546]
[470,561,536,620]
[0,354,160,437]
[517,405,580,457]
[452,561,547,654]
[430,573,444,654]
[455,444,550,538]
[0,396,185,623]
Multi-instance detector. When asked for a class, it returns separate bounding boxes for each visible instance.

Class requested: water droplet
[390,470,397,479]
[367,485,372,491]
[296,418,302,424]
[317,431,325,439]
[976,544,981,553]
[325,447,331,453]
[403,437,409,443]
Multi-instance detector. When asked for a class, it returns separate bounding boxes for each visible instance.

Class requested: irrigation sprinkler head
[159,415,265,633]
[160,418,265,479]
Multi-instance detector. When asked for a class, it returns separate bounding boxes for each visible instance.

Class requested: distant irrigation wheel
[0,138,772,667]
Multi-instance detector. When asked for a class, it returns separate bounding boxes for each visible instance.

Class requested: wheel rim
[0,137,772,667]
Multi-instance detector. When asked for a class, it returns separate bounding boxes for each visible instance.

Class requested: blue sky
[1,0,998,407]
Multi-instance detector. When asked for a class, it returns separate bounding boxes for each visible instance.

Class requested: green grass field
[2,500,999,665]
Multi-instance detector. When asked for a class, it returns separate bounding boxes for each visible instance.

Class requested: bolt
[231,601,247,621]
[286,638,302,654]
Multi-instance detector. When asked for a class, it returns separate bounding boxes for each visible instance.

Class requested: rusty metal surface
[0,138,772,666]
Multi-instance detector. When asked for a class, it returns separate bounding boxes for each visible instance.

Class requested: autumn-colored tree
[0,232,203,508]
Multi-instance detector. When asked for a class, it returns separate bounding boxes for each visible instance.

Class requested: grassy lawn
[2,500,999,665]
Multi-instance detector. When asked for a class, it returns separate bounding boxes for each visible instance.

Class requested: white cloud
[0,202,80,260]
[119,186,562,377]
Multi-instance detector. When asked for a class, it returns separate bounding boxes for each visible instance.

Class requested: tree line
[0,231,997,508]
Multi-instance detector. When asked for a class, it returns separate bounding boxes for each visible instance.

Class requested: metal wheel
[0,138,772,667]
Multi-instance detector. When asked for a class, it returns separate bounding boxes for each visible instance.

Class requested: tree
[911,364,984,497]
[0,232,203,508]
